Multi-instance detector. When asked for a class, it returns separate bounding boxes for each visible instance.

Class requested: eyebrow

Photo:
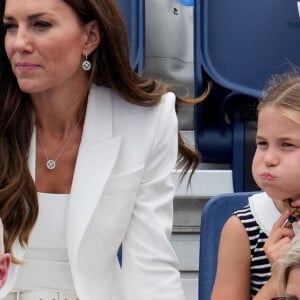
[3,13,50,22]
[255,134,264,139]
[256,133,299,141]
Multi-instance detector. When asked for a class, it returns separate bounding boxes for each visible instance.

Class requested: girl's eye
[256,141,268,148]
[282,143,294,148]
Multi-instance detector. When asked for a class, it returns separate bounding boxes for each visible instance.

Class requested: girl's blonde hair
[258,70,300,113]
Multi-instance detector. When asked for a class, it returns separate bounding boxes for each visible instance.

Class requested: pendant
[46,160,56,170]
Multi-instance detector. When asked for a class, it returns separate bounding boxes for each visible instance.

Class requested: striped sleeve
[233,205,271,298]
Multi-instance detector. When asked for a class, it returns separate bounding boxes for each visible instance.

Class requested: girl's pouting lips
[260,173,275,181]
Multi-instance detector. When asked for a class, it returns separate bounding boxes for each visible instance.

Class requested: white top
[11,193,75,292]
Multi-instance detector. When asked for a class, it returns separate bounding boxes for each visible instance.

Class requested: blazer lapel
[66,85,122,264]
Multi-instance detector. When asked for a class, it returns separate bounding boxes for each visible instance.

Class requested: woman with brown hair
[0,0,208,299]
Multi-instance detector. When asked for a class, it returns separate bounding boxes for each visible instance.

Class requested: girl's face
[252,106,300,208]
[285,267,300,300]
[3,0,90,94]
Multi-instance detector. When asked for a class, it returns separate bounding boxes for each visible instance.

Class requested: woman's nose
[12,27,33,53]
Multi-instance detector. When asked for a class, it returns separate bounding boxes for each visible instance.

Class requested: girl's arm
[212,211,294,300]
[211,215,251,300]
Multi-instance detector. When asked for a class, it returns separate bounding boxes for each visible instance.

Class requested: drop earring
[82,52,91,71]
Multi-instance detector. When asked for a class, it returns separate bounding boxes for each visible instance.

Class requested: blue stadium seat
[196,0,300,98]
[115,0,145,73]
[177,0,194,5]
[198,192,255,300]
[194,0,300,191]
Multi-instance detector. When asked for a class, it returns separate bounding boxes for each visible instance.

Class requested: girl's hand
[264,210,295,265]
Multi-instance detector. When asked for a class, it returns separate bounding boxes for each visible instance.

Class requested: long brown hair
[0,0,209,262]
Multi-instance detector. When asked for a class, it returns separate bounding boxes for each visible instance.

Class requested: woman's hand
[264,210,295,265]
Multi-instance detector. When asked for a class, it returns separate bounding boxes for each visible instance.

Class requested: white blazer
[0,85,185,300]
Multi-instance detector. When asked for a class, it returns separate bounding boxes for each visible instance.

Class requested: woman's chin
[16,79,45,94]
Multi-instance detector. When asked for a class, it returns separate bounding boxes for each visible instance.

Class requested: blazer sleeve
[119,92,185,300]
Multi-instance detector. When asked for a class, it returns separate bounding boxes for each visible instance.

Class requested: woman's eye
[2,23,17,31]
[34,21,52,28]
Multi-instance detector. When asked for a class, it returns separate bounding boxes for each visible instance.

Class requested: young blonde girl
[212,72,300,300]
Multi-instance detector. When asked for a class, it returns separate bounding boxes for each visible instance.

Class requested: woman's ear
[83,20,101,55]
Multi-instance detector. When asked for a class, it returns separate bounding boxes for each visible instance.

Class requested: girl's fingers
[264,211,296,264]
[264,235,292,264]
[267,211,294,243]
[272,210,290,228]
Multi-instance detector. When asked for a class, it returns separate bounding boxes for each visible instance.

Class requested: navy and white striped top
[233,204,271,298]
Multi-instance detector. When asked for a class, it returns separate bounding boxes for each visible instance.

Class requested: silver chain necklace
[37,117,82,170]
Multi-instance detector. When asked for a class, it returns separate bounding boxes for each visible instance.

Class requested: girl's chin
[265,190,300,204]
[263,189,289,201]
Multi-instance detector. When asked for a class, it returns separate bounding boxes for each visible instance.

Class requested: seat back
[194,0,300,191]
[115,0,145,73]
[177,0,194,5]
[196,0,300,98]
[198,192,255,300]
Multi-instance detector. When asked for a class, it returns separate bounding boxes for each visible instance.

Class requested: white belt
[5,290,78,300]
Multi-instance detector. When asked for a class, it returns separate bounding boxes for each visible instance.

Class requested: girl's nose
[263,148,280,166]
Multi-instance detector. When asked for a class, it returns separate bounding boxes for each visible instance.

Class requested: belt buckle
[21,290,59,300]
[9,290,78,300]
[59,291,78,300]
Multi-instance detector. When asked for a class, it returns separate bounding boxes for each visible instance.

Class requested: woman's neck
[31,85,88,135]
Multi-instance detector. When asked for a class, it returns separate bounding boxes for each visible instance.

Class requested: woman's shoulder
[113,88,175,110]
[89,84,177,135]
[161,91,176,105]
[110,87,176,118]
[91,84,175,110]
